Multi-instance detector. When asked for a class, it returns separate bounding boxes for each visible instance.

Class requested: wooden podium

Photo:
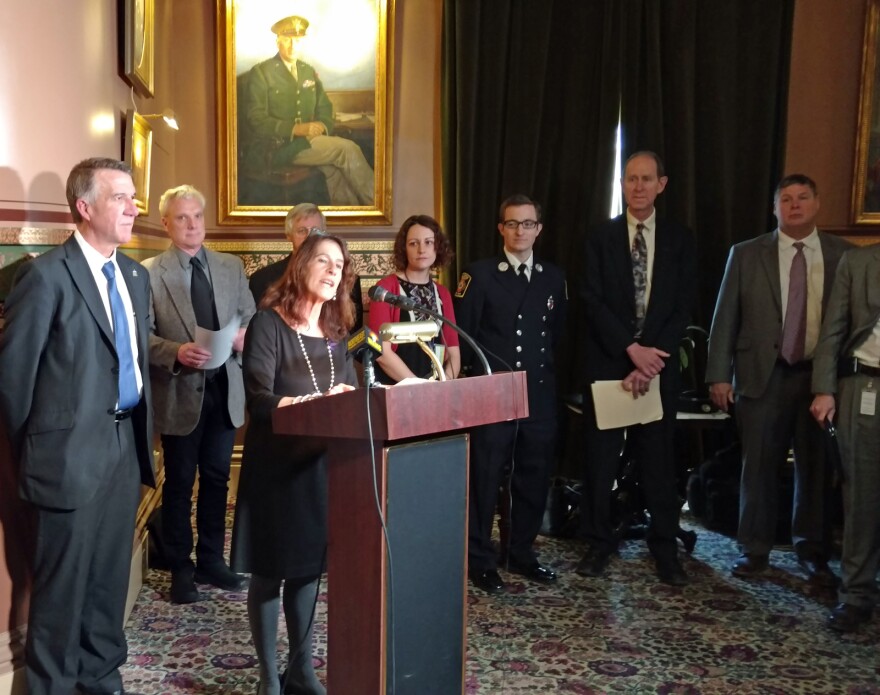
[272,372,528,694]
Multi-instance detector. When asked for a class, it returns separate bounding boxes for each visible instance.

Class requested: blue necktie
[102,262,140,410]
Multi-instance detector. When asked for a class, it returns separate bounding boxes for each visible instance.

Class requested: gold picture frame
[124,109,153,215]
[123,0,155,97]
[853,0,880,224]
[215,0,394,227]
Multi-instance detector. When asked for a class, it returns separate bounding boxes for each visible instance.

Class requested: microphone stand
[361,350,379,388]
[400,303,493,377]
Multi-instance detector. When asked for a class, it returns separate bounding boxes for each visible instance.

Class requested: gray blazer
[812,243,880,395]
[0,237,155,508]
[706,230,851,399]
[143,247,256,436]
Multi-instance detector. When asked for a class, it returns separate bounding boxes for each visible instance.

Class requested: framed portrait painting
[124,109,153,215]
[853,0,880,224]
[123,0,155,97]
[216,0,394,226]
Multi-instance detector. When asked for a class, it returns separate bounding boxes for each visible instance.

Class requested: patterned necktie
[780,242,807,365]
[190,256,219,330]
[102,262,140,410]
[632,223,648,338]
[518,263,529,285]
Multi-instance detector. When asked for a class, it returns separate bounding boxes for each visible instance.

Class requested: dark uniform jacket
[455,256,567,421]
[241,54,335,171]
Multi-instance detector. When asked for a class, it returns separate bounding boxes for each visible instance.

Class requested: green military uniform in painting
[240,13,375,206]
[242,56,335,170]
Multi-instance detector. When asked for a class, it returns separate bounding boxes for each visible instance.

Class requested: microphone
[368,285,418,311]
[368,284,493,376]
[347,325,383,358]
[347,325,383,387]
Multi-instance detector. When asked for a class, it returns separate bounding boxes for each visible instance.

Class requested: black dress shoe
[678,529,697,554]
[170,566,200,604]
[507,560,558,583]
[575,548,611,578]
[656,558,689,586]
[797,558,838,588]
[828,602,872,633]
[194,562,245,591]
[731,553,768,578]
[469,569,505,594]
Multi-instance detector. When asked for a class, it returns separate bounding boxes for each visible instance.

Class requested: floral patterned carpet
[120,514,880,694]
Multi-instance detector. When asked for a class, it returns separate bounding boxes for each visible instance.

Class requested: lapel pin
[498,261,509,272]
[535,263,543,273]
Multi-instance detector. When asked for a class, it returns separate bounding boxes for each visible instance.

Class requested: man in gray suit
[0,158,155,693]
[707,174,850,584]
[811,244,880,632]
[144,185,256,604]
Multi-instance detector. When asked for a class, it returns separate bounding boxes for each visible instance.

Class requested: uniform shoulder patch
[455,272,472,298]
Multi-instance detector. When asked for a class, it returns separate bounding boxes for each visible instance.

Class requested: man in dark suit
[811,244,880,632]
[241,14,374,205]
[0,158,155,693]
[707,174,850,585]
[249,202,364,329]
[143,185,256,604]
[454,194,567,594]
[578,151,696,586]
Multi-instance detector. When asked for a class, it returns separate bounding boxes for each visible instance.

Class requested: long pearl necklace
[296,330,334,395]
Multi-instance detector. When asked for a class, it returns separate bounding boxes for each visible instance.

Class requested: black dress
[230,309,357,579]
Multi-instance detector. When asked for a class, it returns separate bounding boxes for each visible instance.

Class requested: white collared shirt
[73,230,144,397]
[504,249,534,281]
[626,209,656,308]
[777,228,823,358]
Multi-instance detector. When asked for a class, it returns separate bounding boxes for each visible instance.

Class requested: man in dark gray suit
[707,174,850,584]
[144,185,256,604]
[811,244,880,632]
[0,158,155,693]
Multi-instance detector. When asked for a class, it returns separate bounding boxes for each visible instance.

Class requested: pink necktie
[780,242,806,364]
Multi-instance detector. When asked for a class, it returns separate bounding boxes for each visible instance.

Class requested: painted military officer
[241,14,374,205]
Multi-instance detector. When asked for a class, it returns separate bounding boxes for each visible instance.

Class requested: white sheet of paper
[195,316,241,370]
[590,378,664,430]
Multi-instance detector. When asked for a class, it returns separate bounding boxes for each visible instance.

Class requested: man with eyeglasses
[455,193,567,594]
[248,202,364,329]
[577,151,696,586]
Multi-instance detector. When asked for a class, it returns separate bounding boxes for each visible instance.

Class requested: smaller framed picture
[124,109,153,215]
[124,0,155,97]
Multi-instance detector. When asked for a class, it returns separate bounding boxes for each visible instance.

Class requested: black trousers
[161,376,235,571]
[580,391,680,562]
[468,418,556,572]
[25,418,140,695]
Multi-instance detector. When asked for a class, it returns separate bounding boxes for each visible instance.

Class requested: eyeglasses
[295,226,326,237]
[502,219,539,230]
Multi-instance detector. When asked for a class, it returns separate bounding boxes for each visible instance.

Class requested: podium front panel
[384,435,468,694]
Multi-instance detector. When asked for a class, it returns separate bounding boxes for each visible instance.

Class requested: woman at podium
[368,214,460,382]
[231,231,357,695]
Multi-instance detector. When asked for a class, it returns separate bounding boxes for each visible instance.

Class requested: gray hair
[66,158,132,223]
[159,184,206,217]
[285,202,325,231]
